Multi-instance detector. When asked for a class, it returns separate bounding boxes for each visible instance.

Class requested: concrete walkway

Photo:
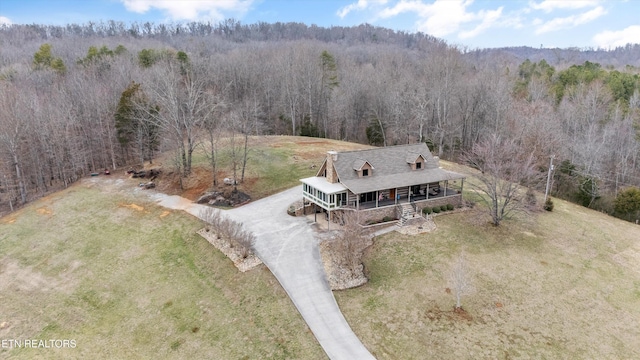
[153,186,375,360]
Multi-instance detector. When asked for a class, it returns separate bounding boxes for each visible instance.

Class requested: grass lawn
[335,197,640,359]
[0,181,325,359]
[3,136,639,359]
[171,136,371,200]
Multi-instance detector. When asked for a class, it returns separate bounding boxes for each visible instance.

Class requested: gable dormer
[352,159,374,178]
[406,152,426,170]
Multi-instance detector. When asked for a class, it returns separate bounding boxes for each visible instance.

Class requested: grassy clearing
[0,182,324,359]
[4,136,639,359]
[172,136,371,200]
[335,197,640,359]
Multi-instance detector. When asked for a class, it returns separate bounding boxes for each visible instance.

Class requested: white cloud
[529,0,601,13]
[337,0,388,19]
[459,7,502,39]
[375,0,503,38]
[593,25,640,47]
[534,6,606,34]
[0,16,12,25]
[120,0,253,22]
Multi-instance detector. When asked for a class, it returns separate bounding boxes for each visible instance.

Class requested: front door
[389,189,396,201]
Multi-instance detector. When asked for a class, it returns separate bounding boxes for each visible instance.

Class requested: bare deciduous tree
[326,211,371,278]
[0,82,30,204]
[1,22,640,217]
[137,60,213,178]
[449,251,474,310]
[462,134,541,226]
[201,88,226,188]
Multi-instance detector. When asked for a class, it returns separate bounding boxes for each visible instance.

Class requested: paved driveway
[154,186,375,360]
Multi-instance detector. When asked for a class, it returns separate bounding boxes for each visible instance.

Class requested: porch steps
[397,204,415,227]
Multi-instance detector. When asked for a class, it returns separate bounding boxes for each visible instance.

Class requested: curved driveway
[154,186,375,360]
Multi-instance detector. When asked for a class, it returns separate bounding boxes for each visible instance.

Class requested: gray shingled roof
[332,143,465,194]
[405,152,423,164]
[351,159,372,171]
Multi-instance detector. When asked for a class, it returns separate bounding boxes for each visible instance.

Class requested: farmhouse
[300,143,466,227]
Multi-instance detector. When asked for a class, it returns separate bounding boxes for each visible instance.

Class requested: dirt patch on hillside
[157,167,252,203]
[179,168,212,200]
[0,258,80,294]
[121,203,144,211]
[36,206,53,216]
[612,245,640,275]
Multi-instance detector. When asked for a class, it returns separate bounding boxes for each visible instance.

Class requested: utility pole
[544,155,555,204]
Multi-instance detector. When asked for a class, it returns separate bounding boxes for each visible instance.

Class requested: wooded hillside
[0,21,639,218]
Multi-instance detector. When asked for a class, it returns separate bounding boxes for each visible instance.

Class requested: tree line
[0,21,639,220]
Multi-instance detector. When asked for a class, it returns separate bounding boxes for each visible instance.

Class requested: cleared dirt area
[153,136,371,201]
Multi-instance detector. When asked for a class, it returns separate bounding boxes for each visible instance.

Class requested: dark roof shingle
[333,143,464,194]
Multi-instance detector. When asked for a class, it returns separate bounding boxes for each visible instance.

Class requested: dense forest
[1,21,639,220]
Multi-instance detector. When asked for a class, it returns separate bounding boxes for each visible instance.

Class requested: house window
[360,192,375,203]
[363,169,369,177]
[416,162,422,169]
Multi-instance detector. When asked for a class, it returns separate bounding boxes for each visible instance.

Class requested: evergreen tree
[366,117,385,146]
[614,187,640,221]
[115,82,159,165]
[33,43,66,74]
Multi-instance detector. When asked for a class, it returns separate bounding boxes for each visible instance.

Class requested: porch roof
[300,176,348,195]
[341,167,465,194]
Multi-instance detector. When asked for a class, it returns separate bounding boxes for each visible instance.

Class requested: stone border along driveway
[152,186,376,360]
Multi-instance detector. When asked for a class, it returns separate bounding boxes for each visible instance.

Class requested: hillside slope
[0,178,325,359]
[336,196,640,359]
[1,136,638,359]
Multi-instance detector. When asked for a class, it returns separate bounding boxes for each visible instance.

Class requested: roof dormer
[406,152,426,170]
[352,158,374,177]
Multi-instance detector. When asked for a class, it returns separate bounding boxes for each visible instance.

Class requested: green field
[0,182,324,359]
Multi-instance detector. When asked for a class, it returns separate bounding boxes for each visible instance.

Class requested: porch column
[314,204,317,222]
[444,180,448,196]
[357,195,360,211]
[394,188,397,205]
[426,184,429,199]
[376,191,379,208]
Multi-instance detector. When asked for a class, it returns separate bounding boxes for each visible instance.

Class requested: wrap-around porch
[350,180,463,210]
[301,177,464,211]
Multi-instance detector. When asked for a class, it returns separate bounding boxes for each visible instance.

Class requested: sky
[0,0,639,49]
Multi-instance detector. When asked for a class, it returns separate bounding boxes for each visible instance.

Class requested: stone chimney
[326,151,338,183]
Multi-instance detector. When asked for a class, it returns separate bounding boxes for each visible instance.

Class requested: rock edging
[197,228,262,272]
